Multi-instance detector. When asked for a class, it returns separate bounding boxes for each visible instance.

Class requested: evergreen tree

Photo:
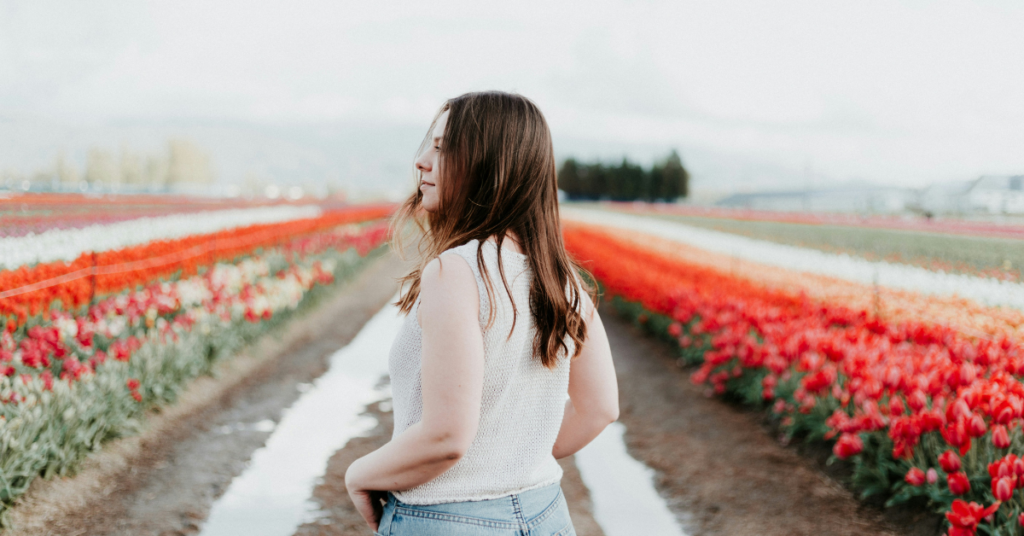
[556,150,688,202]
[557,158,582,198]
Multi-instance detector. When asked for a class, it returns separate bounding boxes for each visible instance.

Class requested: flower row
[562,207,1024,314]
[563,222,1024,536]
[0,205,393,330]
[0,218,390,524]
[610,201,1024,241]
[0,204,324,271]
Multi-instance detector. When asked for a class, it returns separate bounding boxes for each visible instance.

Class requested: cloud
[2,0,1024,190]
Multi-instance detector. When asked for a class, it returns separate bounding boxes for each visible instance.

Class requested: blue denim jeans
[375,482,576,536]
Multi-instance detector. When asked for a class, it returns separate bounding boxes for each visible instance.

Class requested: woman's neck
[486,233,525,256]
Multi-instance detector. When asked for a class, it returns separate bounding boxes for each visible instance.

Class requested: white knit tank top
[388,238,572,504]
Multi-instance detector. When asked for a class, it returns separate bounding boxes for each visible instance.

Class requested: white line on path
[198,301,402,536]
[563,206,1024,313]
[575,422,690,536]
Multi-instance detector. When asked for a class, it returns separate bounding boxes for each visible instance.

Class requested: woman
[344,91,619,536]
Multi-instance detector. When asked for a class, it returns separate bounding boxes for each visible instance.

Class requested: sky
[2,0,1024,198]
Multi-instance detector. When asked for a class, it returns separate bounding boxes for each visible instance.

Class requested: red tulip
[993,424,1011,449]
[958,362,976,386]
[833,433,863,459]
[948,472,971,495]
[904,468,926,486]
[940,451,962,473]
[993,476,1014,501]
[942,420,972,456]
[907,390,927,412]
[946,499,1000,534]
[1019,512,1024,527]
[927,468,938,484]
[888,396,905,416]
[968,414,987,438]
[40,370,54,391]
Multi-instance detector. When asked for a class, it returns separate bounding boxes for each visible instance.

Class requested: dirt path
[601,301,943,536]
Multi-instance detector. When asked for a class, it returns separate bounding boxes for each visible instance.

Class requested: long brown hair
[391,91,594,369]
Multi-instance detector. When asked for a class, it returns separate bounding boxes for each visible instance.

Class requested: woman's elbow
[589,400,619,425]
[602,403,620,424]
[441,439,471,462]
[426,428,474,462]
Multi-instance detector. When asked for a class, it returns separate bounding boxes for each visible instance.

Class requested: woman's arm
[552,292,619,460]
[344,253,484,529]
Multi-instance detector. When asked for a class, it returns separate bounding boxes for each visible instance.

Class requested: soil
[7,253,945,536]
[600,300,945,536]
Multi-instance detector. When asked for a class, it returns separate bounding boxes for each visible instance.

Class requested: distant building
[965,175,1024,214]
[716,186,916,214]
[715,176,1024,216]
[918,180,974,216]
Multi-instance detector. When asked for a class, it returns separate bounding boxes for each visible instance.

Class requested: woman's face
[415,110,449,213]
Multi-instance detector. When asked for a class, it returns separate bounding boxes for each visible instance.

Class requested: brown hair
[391,91,595,369]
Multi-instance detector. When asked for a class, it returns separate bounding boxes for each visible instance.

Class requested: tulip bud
[927,468,938,484]
[959,362,976,386]
[947,472,970,495]
[907,390,927,412]
[1019,512,1024,527]
[993,424,1011,449]
[968,414,987,438]
[833,433,863,459]
[889,396,905,417]
[905,468,926,486]
[994,476,1014,502]
[940,450,962,473]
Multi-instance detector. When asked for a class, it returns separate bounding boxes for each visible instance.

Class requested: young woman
[344,91,619,536]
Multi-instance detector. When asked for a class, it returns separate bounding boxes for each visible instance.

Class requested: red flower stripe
[563,222,1024,534]
[0,205,393,329]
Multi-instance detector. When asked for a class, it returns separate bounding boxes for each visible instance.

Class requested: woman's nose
[415,153,431,172]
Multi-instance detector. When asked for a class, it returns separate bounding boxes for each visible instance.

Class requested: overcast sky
[2,0,1024,194]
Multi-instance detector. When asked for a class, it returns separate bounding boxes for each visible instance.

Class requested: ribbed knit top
[387,238,572,504]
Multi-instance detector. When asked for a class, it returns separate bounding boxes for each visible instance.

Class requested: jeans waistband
[385,482,563,530]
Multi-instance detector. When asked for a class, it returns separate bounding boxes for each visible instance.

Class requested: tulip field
[563,206,1024,536]
[610,202,1024,284]
[0,194,392,525]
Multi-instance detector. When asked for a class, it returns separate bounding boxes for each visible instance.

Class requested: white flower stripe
[562,207,1024,313]
[0,205,322,271]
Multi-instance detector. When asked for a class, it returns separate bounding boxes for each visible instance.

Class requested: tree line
[557,150,689,201]
[2,138,215,193]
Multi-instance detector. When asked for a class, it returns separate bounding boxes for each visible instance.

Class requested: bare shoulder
[419,253,479,313]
